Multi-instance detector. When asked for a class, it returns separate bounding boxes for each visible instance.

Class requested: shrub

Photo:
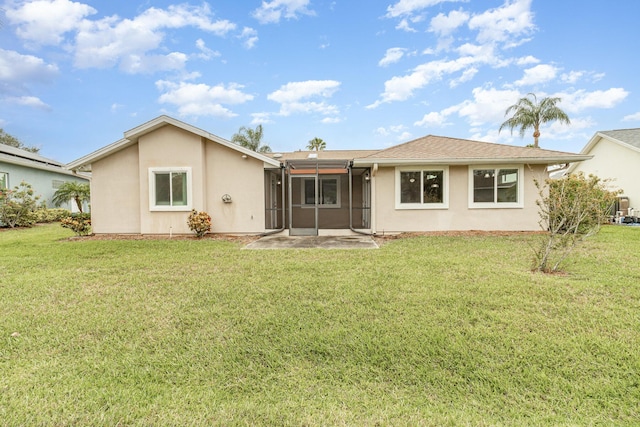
[187,210,212,238]
[533,172,620,272]
[61,213,92,236]
[0,181,40,228]
[35,208,71,223]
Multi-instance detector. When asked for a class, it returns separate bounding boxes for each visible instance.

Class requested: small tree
[306,137,326,151]
[0,181,40,228]
[499,93,571,148]
[52,182,90,213]
[533,172,620,273]
[231,125,272,153]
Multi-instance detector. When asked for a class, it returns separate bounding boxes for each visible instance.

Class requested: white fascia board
[353,155,593,167]
[1,153,88,177]
[66,138,133,172]
[68,115,281,171]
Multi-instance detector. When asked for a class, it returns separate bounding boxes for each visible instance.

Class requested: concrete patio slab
[244,235,378,249]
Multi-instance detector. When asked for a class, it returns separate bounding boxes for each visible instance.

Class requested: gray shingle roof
[600,129,640,150]
[355,135,589,164]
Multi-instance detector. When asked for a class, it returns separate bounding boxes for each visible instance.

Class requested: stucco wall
[372,164,547,232]
[90,123,267,235]
[205,142,266,233]
[90,144,140,233]
[571,138,639,210]
[137,125,205,234]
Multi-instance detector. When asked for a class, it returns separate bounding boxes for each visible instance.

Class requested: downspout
[349,161,373,236]
[261,163,286,236]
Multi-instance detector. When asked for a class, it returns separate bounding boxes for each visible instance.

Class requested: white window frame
[468,165,523,209]
[148,167,192,212]
[395,166,449,210]
[301,175,341,208]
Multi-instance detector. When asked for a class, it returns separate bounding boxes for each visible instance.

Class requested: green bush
[60,213,92,236]
[35,208,71,223]
[187,209,212,238]
[533,172,620,272]
[0,182,40,228]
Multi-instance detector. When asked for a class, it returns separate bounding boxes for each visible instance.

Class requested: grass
[0,224,639,426]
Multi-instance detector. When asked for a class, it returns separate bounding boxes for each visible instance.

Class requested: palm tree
[231,124,271,153]
[499,93,570,148]
[52,182,90,213]
[306,137,326,151]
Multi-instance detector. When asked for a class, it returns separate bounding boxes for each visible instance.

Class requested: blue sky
[1,0,638,162]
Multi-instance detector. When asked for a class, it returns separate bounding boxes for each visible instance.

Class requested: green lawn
[1,224,639,426]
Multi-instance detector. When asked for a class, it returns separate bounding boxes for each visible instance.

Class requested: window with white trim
[0,172,7,190]
[149,167,192,211]
[302,176,341,207]
[396,167,448,209]
[469,166,523,208]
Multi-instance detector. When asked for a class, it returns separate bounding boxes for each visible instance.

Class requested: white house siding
[372,164,547,233]
[571,137,639,211]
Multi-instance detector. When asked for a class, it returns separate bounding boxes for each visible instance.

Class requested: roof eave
[1,153,87,177]
[67,115,281,171]
[67,138,132,172]
[353,155,593,167]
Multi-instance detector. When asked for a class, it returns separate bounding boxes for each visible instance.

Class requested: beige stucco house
[67,115,590,235]
[566,128,640,214]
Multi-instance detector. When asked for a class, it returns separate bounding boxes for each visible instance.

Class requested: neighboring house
[67,115,590,235]
[1,144,90,212]
[566,128,640,214]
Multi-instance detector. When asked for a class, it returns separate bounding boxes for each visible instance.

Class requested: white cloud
[454,87,523,126]
[514,64,559,86]
[450,67,478,87]
[429,9,469,36]
[386,0,459,18]
[6,95,51,110]
[321,117,341,124]
[194,39,220,60]
[559,88,628,113]
[0,49,59,87]
[374,127,390,137]
[69,4,235,73]
[267,80,341,117]
[414,111,450,127]
[378,48,407,67]
[252,0,315,24]
[397,131,413,141]
[468,0,535,46]
[561,70,584,84]
[623,112,640,122]
[156,80,254,118]
[251,112,274,125]
[516,55,539,66]
[0,49,58,107]
[396,18,417,32]
[5,0,96,45]
[120,52,189,74]
[239,27,259,49]
[367,56,479,108]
